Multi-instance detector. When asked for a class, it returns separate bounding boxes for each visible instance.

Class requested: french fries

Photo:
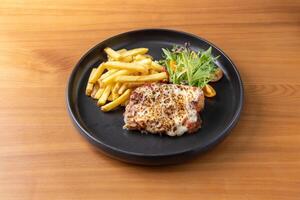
[97,84,112,106]
[101,70,130,85]
[112,92,119,100]
[117,49,127,54]
[91,83,99,99]
[107,93,114,101]
[85,68,96,96]
[101,89,131,112]
[118,83,128,95]
[126,82,147,88]
[150,69,158,74]
[134,58,152,67]
[104,47,121,60]
[94,88,105,99]
[90,64,105,84]
[103,61,148,73]
[116,72,168,82]
[134,54,147,61]
[112,82,121,94]
[120,56,133,62]
[85,47,166,111]
[117,49,133,62]
[150,61,164,72]
[121,48,148,57]
[99,69,118,81]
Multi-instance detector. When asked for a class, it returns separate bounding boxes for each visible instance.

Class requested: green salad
[159,44,221,88]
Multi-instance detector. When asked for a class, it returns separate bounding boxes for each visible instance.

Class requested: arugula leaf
[160,45,218,88]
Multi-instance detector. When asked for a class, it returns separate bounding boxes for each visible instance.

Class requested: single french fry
[107,48,127,61]
[104,47,121,60]
[102,70,130,85]
[120,55,133,62]
[107,56,113,61]
[120,48,148,58]
[112,92,119,100]
[135,58,152,67]
[116,72,168,83]
[134,54,147,61]
[151,61,164,72]
[149,69,158,74]
[101,89,131,112]
[118,48,131,61]
[88,68,97,82]
[130,59,150,75]
[118,83,127,95]
[136,59,152,75]
[94,88,105,99]
[144,54,153,60]
[97,80,103,88]
[99,69,118,81]
[103,61,147,73]
[91,83,99,99]
[97,85,112,106]
[121,99,129,107]
[90,64,105,84]
[108,93,114,101]
[106,49,127,62]
[85,68,97,96]
[135,54,152,60]
[85,83,94,96]
[117,49,127,53]
[112,82,121,94]
[126,82,147,88]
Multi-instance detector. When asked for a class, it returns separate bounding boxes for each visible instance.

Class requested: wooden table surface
[1,0,300,199]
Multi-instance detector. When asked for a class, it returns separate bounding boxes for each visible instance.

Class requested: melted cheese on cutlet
[125,84,202,136]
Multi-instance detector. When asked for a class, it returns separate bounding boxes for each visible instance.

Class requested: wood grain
[0,0,300,199]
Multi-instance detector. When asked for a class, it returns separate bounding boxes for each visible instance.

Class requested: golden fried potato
[118,83,128,95]
[116,72,168,82]
[89,64,105,84]
[150,61,164,72]
[101,89,131,112]
[87,46,167,111]
[99,69,118,81]
[91,83,99,99]
[102,70,130,85]
[104,47,121,60]
[120,48,148,57]
[97,84,112,106]
[85,68,96,96]
[94,88,105,99]
[103,61,148,73]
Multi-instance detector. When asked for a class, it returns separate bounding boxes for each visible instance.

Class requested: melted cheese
[124,83,204,136]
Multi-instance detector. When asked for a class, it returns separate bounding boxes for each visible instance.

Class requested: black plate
[67,29,243,165]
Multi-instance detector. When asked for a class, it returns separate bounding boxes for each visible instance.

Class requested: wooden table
[1,0,299,199]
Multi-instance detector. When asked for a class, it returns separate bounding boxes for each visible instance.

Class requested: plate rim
[66,28,244,158]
